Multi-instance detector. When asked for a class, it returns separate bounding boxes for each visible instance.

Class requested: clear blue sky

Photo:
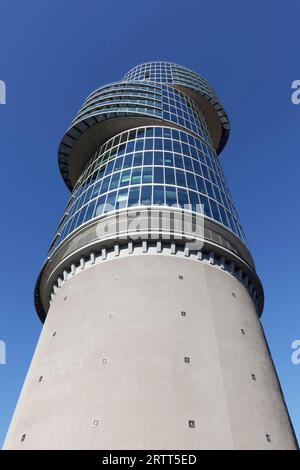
[0,0,299,447]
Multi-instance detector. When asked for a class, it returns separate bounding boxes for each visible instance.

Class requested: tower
[4,62,298,450]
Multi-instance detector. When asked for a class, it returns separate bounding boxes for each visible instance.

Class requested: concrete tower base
[3,250,297,450]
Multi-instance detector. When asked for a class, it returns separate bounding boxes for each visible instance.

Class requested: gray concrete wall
[3,254,297,449]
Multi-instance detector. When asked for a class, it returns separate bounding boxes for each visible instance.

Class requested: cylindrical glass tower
[4,62,298,450]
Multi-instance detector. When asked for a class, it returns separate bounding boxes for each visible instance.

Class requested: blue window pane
[196,176,205,194]
[174,154,184,169]
[209,170,218,185]
[172,129,180,140]
[163,128,172,138]
[123,154,133,168]
[153,185,165,205]
[98,169,105,180]
[109,172,121,190]
[176,170,186,187]
[205,180,215,199]
[114,157,123,171]
[164,152,174,166]
[133,152,143,166]
[128,130,137,141]
[182,143,190,156]
[155,138,163,150]
[116,188,128,209]
[202,165,209,179]
[184,158,194,172]
[76,206,87,227]
[145,128,153,138]
[154,166,164,183]
[180,131,188,143]
[164,139,172,152]
[126,141,135,153]
[104,161,114,176]
[128,187,140,206]
[165,167,175,185]
[95,195,106,217]
[105,191,117,210]
[118,143,126,155]
[137,129,145,139]
[135,139,144,151]
[119,170,131,187]
[214,186,223,204]
[219,205,230,228]
[188,191,200,212]
[190,147,197,159]
[145,138,153,150]
[100,176,110,193]
[144,151,153,165]
[166,186,177,206]
[141,185,152,205]
[131,168,141,185]
[186,172,197,190]
[210,199,221,222]
[178,188,189,208]
[173,141,181,153]
[142,167,152,183]
[153,151,164,165]
[200,194,212,218]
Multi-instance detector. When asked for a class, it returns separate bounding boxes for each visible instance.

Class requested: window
[166,186,177,206]
[116,189,128,209]
[178,188,189,208]
[153,186,165,205]
[165,168,175,185]
[142,167,152,184]
[128,187,140,206]
[176,170,186,187]
[131,168,141,185]
[141,185,152,205]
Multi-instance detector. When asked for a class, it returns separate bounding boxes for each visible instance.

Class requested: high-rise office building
[4,62,298,449]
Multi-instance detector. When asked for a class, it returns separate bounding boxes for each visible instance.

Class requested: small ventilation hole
[241,328,245,335]
[21,434,26,442]
[39,376,43,382]
[188,420,195,428]
[266,433,271,442]
[179,275,184,280]
[93,420,99,426]
[181,311,186,317]
[52,331,56,337]
[251,373,256,381]
[184,357,190,363]
[232,292,236,298]
[63,296,67,301]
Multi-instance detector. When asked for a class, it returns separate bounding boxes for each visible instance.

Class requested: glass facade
[70,82,212,147]
[122,62,216,101]
[52,61,244,255]
[50,125,246,253]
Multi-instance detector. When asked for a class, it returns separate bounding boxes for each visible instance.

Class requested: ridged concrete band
[42,241,262,323]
